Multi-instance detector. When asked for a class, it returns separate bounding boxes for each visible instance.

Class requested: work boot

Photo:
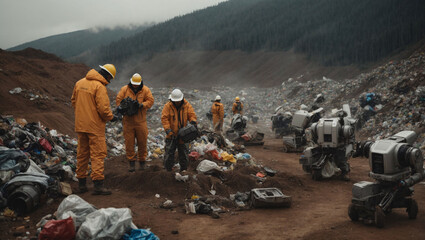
[129,161,136,172]
[138,161,146,170]
[92,180,112,195]
[78,178,88,193]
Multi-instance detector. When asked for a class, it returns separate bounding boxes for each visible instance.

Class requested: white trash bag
[57,194,96,228]
[321,160,341,178]
[196,160,222,174]
[76,208,135,240]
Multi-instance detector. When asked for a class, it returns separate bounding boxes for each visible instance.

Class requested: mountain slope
[0,48,91,136]
[8,25,150,59]
[76,0,425,67]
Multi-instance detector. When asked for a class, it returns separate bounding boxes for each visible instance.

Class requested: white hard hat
[170,89,184,102]
[215,95,221,101]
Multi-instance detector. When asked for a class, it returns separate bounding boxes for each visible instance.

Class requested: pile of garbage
[0,115,79,218]
[36,194,158,240]
[263,49,425,150]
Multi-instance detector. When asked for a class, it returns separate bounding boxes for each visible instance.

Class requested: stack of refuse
[105,114,166,160]
[0,115,78,216]
[189,130,255,171]
[36,194,159,240]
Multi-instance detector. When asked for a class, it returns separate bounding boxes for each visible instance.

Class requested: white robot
[282,107,323,152]
[349,131,424,228]
[299,104,356,180]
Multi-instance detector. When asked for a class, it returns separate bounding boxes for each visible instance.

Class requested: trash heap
[0,115,80,218]
[333,50,425,149]
[167,130,292,216]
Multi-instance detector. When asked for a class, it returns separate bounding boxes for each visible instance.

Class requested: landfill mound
[102,154,305,204]
[0,48,90,136]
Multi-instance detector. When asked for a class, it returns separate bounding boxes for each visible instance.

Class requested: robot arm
[404,148,424,187]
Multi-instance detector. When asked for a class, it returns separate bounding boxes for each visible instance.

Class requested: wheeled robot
[349,131,424,228]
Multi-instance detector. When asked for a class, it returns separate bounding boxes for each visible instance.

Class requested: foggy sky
[0,0,227,49]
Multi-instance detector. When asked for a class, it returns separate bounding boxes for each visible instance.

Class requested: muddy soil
[2,138,424,240]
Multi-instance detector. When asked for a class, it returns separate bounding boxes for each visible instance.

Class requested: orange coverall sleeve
[142,87,154,109]
[116,87,126,106]
[187,102,197,123]
[95,85,113,121]
[161,103,172,131]
[71,85,77,109]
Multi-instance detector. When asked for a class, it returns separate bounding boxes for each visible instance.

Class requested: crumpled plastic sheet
[56,194,97,228]
[123,229,159,240]
[196,160,222,174]
[76,208,136,240]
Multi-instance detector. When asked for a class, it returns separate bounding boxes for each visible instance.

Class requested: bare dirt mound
[0,48,91,136]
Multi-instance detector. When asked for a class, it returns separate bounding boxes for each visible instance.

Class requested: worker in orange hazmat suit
[116,73,154,172]
[71,64,117,195]
[161,89,197,172]
[211,95,224,132]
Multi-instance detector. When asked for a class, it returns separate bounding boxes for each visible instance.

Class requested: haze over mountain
[8,25,151,59]
[78,0,425,67]
[6,0,425,88]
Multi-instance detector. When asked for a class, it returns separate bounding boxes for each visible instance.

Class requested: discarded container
[38,138,52,153]
[250,188,292,208]
[59,182,72,196]
[178,124,198,143]
[7,184,41,216]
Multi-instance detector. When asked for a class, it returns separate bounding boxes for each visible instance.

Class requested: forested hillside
[8,25,151,59]
[78,0,425,67]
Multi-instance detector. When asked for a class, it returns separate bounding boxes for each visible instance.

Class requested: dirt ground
[2,138,424,240]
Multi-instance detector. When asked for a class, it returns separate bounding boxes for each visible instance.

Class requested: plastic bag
[321,160,340,178]
[38,217,75,240]
[196,160,222,174]
[76,208,134,240]
[123,229,159,240]
[204,143,217,152]
[206,149,222,160]
[188,151,200,161]
[221,152,236,163]
[241,133,251,141]
[57,195,96,228]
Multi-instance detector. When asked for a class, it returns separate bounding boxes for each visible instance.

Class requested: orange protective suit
[211,101,224,132]
[71,69,113,181]
[116,84,154,163]
[161,99,197,139]
[232,101,244,115]
[161,99,197,171]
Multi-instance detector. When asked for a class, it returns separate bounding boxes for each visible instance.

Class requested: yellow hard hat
[235,97,240,101]
[99,64,116,79]
[130,73,142,85]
